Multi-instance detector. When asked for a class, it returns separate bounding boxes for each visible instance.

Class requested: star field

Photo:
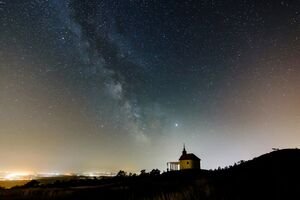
[0,0,299,172]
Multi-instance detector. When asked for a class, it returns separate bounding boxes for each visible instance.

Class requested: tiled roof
[179,153,200,161]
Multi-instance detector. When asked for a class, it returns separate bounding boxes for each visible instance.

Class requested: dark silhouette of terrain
[0,148,300,200]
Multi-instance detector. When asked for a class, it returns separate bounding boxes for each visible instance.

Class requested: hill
[209,148,300,199]
[0,149,300,200]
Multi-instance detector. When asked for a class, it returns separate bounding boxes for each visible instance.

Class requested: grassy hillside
[0,149,300,200]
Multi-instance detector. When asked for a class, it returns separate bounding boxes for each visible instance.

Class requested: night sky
[0,0,300,173]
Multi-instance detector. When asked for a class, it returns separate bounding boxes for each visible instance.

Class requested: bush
[23,180,40,188]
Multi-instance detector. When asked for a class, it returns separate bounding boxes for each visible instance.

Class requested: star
[0,0,299,173]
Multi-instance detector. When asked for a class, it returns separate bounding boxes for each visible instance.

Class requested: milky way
[0,0,299,172]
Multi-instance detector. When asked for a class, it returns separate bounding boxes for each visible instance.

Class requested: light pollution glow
[0,0,299,174]
[0,171,115,181]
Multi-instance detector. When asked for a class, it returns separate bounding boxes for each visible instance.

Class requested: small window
[187,161,189,164]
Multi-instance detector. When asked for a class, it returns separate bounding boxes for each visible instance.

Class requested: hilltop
[0,149,300,200]
[208,148,300,199]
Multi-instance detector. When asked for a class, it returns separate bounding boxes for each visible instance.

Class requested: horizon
[1,0,300,173]
[0,147,298,182]
[0,147,295,178]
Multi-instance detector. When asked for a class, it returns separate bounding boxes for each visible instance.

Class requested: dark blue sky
[0,0,299,172]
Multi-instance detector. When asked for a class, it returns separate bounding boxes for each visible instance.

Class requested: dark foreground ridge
[1,149,300,200]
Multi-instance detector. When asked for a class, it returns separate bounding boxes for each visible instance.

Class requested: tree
[140,169,147,176]
[116,170,127,177]
[238,160,245,165]
[150,169,160,176]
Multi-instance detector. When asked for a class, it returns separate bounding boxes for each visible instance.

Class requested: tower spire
[182,143,187,155]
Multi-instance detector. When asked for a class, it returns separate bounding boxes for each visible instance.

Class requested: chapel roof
[179,153,200,161]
